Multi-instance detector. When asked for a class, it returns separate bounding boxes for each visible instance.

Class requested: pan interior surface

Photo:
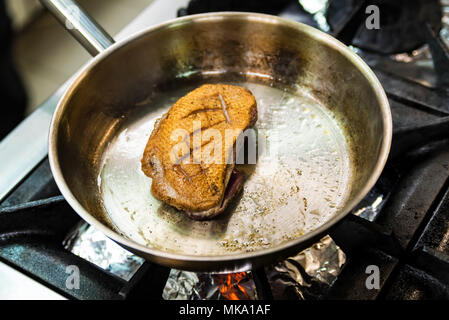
[99,79,352,256]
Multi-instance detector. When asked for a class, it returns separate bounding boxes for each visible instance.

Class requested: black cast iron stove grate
[1,0,449,300]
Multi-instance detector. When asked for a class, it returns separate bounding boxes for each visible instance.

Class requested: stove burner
[326,0,442,54]
[1,0,449,300]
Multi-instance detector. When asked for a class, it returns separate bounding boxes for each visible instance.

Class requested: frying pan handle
[39,0,115,56]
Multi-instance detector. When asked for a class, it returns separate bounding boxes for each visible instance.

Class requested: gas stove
[0,0,449,300]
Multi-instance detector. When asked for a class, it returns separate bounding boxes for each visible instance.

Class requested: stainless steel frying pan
[41,0,392,272]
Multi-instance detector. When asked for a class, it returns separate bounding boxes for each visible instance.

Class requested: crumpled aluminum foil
[64,222,145,281]
[352,192,387,222]
[266,235,346,300]
[297,0,330,31]
[163,270,218,300]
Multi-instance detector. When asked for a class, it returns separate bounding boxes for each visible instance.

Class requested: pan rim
[48,12,392,269]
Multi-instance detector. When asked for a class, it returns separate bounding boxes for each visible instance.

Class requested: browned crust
[141,84,257,217]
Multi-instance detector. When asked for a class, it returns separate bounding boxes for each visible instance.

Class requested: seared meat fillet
[141,84,257,220]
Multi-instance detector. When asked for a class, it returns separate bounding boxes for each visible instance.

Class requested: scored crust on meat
[141,84,257,219]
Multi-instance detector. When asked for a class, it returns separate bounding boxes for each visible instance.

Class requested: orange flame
[214,272,250,300]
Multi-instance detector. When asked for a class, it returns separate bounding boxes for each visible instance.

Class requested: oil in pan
[99,80,352,256]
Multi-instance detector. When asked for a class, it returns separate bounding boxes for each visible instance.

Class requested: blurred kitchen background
[9,0,154,116]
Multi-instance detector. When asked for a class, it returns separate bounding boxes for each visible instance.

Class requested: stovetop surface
[1,0,449,300]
